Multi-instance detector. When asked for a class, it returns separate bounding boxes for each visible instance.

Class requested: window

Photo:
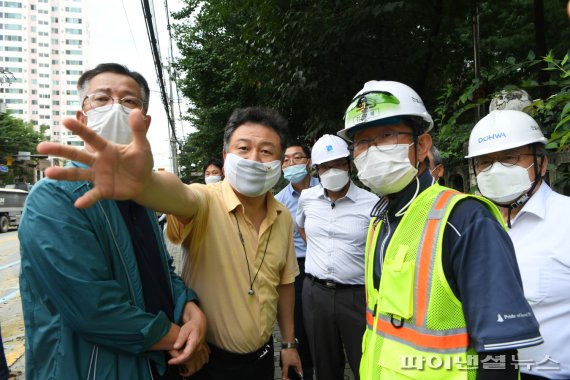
[1,46,22,52]
[0,23,22,30]
[65,28,81,35]
[2,12,22,19]
[3,2,23,9]
[65,17,82,24]
[65,50,81,55]
[65,60,82,65]
[0,35,22,41]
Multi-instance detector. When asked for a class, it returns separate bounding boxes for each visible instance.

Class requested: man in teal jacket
[19,63,207,380]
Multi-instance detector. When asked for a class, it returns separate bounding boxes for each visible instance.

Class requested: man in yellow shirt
[38,106,302,380]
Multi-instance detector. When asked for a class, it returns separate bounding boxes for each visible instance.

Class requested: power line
[140,0,180,148]
[121,0,143,64]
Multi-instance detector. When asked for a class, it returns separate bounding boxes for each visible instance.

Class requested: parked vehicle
[0,188,28,233]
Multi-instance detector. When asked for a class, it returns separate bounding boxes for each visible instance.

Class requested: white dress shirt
[297,181,379,285]
[509,183,570,379]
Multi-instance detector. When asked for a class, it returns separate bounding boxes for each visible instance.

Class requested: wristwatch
[281,338,299,349]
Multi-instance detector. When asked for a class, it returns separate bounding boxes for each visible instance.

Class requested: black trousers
[302,277,365,380]
[0,325,8,380]
[189,338,274,380]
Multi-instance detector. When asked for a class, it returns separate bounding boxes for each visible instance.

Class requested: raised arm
[38,110,197,218]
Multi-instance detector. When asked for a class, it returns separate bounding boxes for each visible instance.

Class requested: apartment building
[0,0,89,144]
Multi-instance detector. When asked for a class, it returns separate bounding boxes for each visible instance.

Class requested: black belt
[307,274,364,289]
[209,337,273,364]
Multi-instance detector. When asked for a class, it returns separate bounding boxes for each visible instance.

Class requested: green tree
[172,0,570,174]
[0,111,45,183]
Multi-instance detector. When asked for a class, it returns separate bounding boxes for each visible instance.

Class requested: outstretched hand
[37,109,153,208]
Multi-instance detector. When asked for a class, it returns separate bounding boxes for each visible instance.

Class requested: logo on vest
[497,311,532,323]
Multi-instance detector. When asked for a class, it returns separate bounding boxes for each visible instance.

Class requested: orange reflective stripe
[415,190,458,327]
[366,311,469,350]
[367,220,378,255]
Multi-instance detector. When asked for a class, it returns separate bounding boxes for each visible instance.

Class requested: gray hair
[77,63,150,112]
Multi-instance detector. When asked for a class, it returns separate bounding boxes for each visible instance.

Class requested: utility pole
[166,63,179,177]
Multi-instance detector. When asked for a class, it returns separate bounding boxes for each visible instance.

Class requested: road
[0,230,25,377]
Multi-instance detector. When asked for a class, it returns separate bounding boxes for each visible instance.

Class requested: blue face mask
[283,164,308,184]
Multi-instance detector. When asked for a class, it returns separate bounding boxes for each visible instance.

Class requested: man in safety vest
[337,80,543,380]
[467,110,570,380]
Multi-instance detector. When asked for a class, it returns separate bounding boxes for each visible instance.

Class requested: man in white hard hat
[296,134,379,380]
[467,110,570,380]
[339,80,543,380]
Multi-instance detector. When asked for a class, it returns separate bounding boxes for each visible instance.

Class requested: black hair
[286,139,311,158]
[77,63,150,112]
[223,107,289,156]
[203,157,224,176]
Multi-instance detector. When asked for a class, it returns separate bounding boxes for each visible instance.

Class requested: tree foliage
[0,112,44,157]
[0,111,46,183]
[172,0,570,176]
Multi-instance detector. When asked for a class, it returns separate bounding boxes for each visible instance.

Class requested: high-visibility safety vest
[361,184,505,380]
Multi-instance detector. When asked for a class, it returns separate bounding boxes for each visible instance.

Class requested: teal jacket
[19,163,198,380]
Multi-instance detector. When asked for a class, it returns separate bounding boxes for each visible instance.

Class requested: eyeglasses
[82,93,144,113]
[474,153,536,172]
[351,131,413,152]
[282,155,308,166]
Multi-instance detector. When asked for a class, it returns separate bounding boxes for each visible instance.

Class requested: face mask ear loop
[395,175,420,218]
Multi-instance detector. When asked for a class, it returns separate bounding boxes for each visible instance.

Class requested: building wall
[0,0,89,144]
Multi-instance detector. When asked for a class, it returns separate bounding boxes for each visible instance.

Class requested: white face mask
[354,144,418,195]
[86,103,133,145]
[319,168,349,192]
[224,153,281,197]
[476,162,533,204]
[205,175,222,185]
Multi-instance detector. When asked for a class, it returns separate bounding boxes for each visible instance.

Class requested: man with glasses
[19,63,207,380]
[275,141,318,380]
[296,134,379,380]
[338,81,542,380]
[467,110,570,380]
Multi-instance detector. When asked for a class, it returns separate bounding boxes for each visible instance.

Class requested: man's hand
[168,302,207,365]
[37,109,153,208]
[177,342,211,377]
[281,348,302,380]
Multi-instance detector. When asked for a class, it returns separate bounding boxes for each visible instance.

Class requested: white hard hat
[466,110,547,158]
[338,80,433,141]
[489,89,532,112]
[311,134,350,166]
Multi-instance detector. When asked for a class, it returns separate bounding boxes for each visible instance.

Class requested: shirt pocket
[521,262,552,305]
